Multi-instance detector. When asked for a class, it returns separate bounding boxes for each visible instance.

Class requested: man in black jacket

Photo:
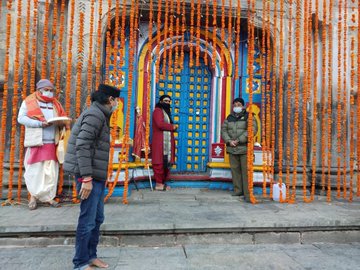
[64,84,120,270]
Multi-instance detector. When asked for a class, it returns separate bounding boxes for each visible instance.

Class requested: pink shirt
[26,143,57,165]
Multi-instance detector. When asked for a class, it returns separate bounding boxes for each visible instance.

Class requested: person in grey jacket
[221,98,258,202]
[64,84,120,270]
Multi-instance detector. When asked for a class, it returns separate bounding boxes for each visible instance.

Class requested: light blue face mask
[233,107,243,114]
[41,90,54,98]
[111,100,118,112]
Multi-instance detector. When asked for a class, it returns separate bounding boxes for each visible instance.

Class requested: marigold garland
[326,0,334,202]
[119,0,126,68]
[174,0,181,70]
[155,0,162,82]
[167,0,174,72]
[189,0,195,68]
[179,0,186,70]
[41,0,50,78]
[95,0,103,88]
[195,0,201,67]
[234,0,241,78]
[204,0,210,66]
[278,0,285,202]
[247,0,256,204]
[86,0,95,106]
[262,0,267,198]
[342,0,348,199]
[65,0,75,115]
[309,0,320,202]
[18,0,33,202]
[0,0,13,199]
[104,0,112,84]
[220,0,225,70]
[8,0,23,202]
[336,0,343,198]
[227,0,232,72]
[55,0,66,95]
[320,0,327,193]
[290,0,302,202]
[75,11,85,118]
[144,0,154,169]
[357,0,360,197]
[30,0,39,93]
[211,0,217,69]
[161,0,169,75]
[269,0,278,200]
[349,34,355,201]
[49,0,58,82]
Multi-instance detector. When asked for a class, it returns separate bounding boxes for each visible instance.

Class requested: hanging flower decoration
[55,0,66,95]
[189,0,195,68]
[41,0,50,78]
[49,0,58,81]
[95,0,103,88]
[75,11,85,118]
[86,0,95,106]
[30,0,39,93]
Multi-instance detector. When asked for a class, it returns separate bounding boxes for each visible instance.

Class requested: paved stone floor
[1,243,360,270]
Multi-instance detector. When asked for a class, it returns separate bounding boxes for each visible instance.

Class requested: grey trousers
[229,153,249,196]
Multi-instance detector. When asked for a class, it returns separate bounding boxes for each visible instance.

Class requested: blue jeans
[73,178,105,270]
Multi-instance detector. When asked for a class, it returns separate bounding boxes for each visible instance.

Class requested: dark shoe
[231,192,242,196]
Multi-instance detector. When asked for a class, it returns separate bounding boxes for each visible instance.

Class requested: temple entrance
[156,53,212,172]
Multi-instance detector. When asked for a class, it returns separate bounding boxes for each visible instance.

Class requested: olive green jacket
[221,110,258,155]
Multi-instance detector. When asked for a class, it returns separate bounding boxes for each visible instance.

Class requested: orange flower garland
[278,0,285,202]
[0,0,13,198]
[290,0,302,202]
[8,0,23,202]
[180,0,186,70]
[204,0,210,66]
[104,0,112,84]
[220,0,225,70]
[174,0,181,70]
[144,0,154,169]
[336,0,343,198]
[227,0,232,72]
[18,0,33,202]
[260,0,266,197]
[211,0,217,69]
[349,34,355,201]
[234,0,241,78]
[119,0,126,67]
[95,0,103,88]
[86,0,95,106]
[357,0,360,197]
[342,0,348,199]
[247,0,256,203]
[75,11,85,118]
[49,0,58,82]
[189,0,195,68]
[55,0,66,95]
[310,0,320,201]
[327,0,334,202]
[270,0,278,200]
[320,0,327,193]
[161,0,169,75]
[195,0,201,67]
[30,0,39,93]
[65,0,75,115]
[167,0,174,72]
[155,0,162,82]
[41,0,50,78]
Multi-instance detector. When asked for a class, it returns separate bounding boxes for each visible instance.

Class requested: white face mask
[41,90,54,98]
[111,100,118,112]
[233,107,243,114]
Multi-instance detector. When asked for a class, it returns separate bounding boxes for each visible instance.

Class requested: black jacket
[63,101,112,180]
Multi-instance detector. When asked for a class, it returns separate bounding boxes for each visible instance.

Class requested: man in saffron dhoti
[18,79,68,210]
[151,94,177,191]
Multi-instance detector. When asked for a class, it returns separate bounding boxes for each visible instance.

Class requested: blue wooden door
[156,53,212,172]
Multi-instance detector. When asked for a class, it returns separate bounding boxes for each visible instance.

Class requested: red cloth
[151,107,176,165]
[26,143,57,165]
[152,163,169,184]
[133,113,146,158]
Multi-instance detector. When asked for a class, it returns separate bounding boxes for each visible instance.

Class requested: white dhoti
[24,149,59,202]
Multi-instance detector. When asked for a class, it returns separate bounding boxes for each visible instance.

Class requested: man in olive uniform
[221,98,257,202]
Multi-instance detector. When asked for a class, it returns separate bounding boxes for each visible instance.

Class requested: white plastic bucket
[273,183,286,202]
